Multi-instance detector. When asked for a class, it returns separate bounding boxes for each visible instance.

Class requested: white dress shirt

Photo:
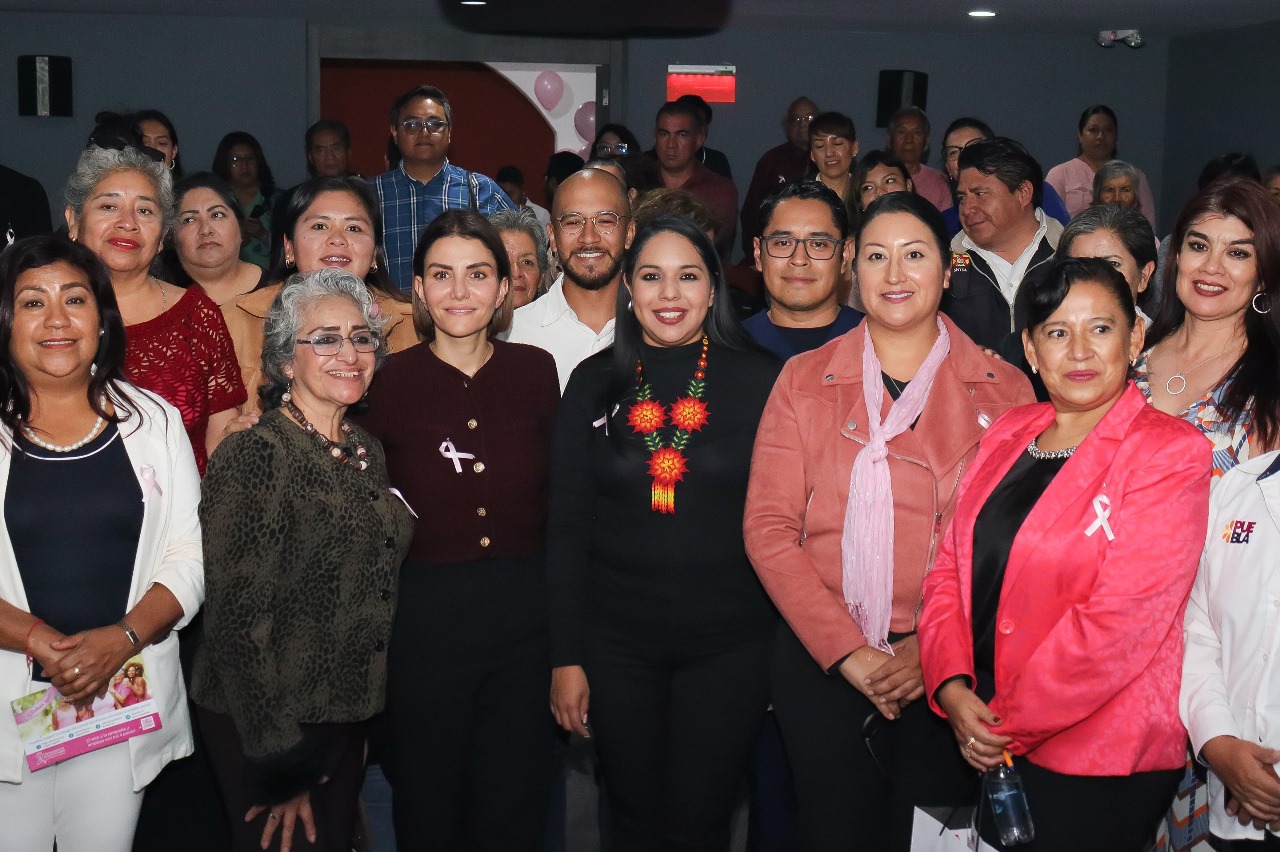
[962,208,1050,307]
[1182,450,1280,842]
[506,276,615,392]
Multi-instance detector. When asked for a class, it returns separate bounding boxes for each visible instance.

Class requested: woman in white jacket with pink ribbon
[0,236,203,852]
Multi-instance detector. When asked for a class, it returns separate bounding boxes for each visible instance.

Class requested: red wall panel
[320,59,556,207]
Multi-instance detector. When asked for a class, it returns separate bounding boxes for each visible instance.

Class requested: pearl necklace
[1026,438,1076,460]
[22,413,106,453]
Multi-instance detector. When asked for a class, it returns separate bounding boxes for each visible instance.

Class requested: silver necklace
[1163,339,1241,395]
[1026,438,1076,460]
[22,414,106,453]
[152,276,168,313]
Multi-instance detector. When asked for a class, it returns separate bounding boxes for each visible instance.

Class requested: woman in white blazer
[1183,448,1280,849]
[0,236,203,851]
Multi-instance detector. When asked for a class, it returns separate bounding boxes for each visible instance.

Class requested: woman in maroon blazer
[919,257,1211,851]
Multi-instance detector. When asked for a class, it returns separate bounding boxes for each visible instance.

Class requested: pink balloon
[574,101,597,142]
[534,71,564,111]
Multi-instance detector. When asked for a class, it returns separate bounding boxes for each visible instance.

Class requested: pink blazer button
[998,620,1014,634]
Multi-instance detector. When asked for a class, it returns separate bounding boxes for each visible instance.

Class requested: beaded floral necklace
[283,398,369,470]
[626,336,710,514]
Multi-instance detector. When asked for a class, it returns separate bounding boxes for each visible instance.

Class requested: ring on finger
[965,736,977,748]
[73,666,81,676]
[268,812,279,821]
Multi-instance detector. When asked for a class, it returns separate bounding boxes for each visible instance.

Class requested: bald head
[553,167,628,218]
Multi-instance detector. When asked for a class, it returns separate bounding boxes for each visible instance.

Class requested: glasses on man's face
[595,142,630,156]
[762,235,842,261]
[555,211,626,236]
[295,332,380,356]
[399,117,450,136]
[788,114,816,126]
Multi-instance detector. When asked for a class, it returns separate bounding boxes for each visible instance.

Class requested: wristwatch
[118,620,142,651]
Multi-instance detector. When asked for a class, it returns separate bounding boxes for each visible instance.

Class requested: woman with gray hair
[489,205,550,308]
[193,268,414,852]
[1091,159,1143,210]
[1061,202,1158,324]
[63,144,246,475]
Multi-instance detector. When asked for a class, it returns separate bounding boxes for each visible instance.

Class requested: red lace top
[124,287,247,475]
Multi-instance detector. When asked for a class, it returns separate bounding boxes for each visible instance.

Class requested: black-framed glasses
[595,141,630,156]
[555,211,627,236]
[788,114,816,125]
[399,118,450,135]
[295,332,380,356]
[943,138,983,160]
[761,234,843,261]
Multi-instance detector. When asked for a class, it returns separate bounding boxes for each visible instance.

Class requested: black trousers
[383,559,554,851]
[771,622,977,852]
[978,760,1181,852]
[585,624,773,852]
[199,709,367,852]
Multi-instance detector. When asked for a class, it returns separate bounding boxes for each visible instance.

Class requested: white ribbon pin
[139,464,163,503]
[1085,494,1115,541]
[438,440,476,474]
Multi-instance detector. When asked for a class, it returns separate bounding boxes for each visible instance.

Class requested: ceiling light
[460,1,486,5]
[968,9,997,17]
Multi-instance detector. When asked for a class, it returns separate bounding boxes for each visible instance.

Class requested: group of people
[0,79,1279,852]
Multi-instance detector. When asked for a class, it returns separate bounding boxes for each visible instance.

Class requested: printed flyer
[9,656,161,771]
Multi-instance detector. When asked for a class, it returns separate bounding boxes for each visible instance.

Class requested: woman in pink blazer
[919,256,1211,851]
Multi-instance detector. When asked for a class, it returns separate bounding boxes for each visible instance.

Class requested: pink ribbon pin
[139,465,163,503]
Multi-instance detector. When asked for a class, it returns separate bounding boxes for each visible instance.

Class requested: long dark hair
[1148,177,1280,450]
[0,236,138,441]
[609,214,759,402]
[211,131,275,194]
[263,176,406,302]
[132,109,183,178]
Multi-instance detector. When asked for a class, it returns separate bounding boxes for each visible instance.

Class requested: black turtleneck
[548,340,783,667]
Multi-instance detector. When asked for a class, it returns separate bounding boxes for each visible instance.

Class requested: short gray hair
[488,206,550,274]
[64,145,175,233]
[259,268,390,410]
[1092,159,1142,202]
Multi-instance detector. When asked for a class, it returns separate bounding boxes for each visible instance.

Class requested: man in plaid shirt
[374,84,512,290]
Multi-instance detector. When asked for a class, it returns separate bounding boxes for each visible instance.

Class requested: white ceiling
[2,0,1278,36]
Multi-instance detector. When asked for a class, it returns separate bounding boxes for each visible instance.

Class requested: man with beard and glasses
[507,168,635,390]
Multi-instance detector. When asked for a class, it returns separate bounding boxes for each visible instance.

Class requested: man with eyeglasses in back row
[374,84,513,291]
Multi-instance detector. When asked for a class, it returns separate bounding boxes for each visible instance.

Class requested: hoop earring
[1030,364,1038,375]
[626,299,633,312]
[371,260,379,272]
[1253,292,1271,314]
[285,256,295,269]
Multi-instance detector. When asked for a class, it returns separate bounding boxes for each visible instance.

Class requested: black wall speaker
[876,70,928,128]
[17,56,73,117]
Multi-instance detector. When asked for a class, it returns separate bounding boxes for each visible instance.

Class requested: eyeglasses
[295,332,381,356]
[595,141,630,156]
[762,235,843,261]
[943,138,984,160]
[555,211,627,235]
[229,154,257,164]
[788,114,816,125]
[399,118,450,135]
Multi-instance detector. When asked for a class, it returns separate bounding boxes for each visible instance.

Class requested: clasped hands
[837,634,926,721]
[28,621,135,706]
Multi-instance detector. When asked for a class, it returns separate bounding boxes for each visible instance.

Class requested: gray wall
[0,12,308,220]
[625,25,1171,234]
[1161,19,1280,228]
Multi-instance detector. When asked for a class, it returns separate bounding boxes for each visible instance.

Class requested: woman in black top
[359,210,560,849]
[549,215,782,851]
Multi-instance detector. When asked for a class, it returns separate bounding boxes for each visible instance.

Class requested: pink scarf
[841,319,951,653]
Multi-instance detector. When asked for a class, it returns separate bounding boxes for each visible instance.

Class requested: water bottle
[985,750,1035,845]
